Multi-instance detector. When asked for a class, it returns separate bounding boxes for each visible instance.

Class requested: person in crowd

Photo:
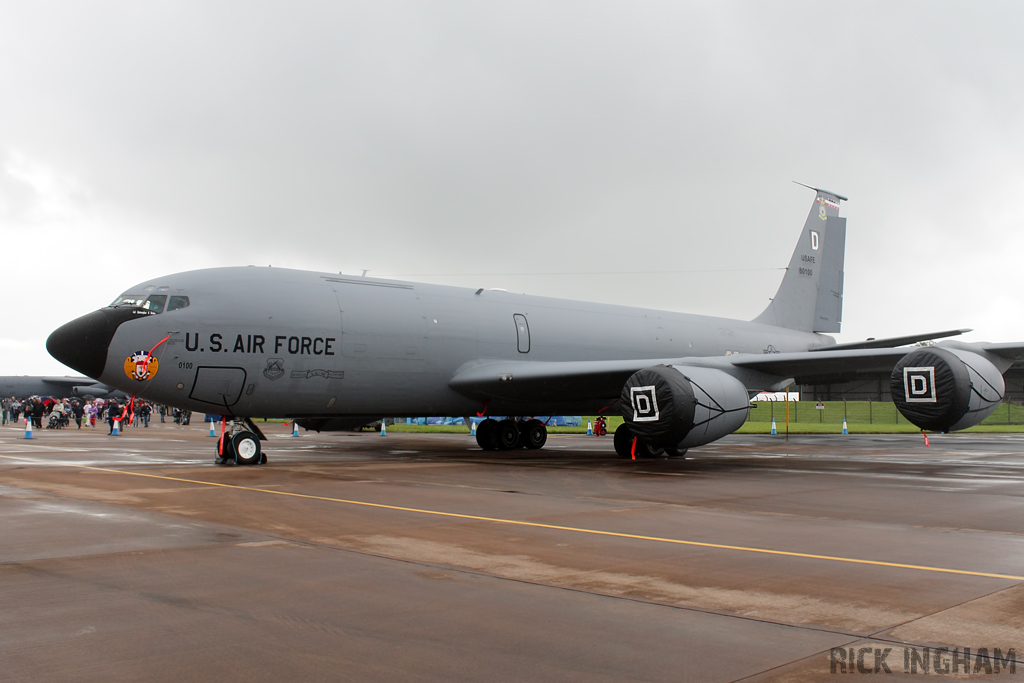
[50,400,66,427]
[107,400,120,434]
[140,401,152,427]
[71,400,84,429]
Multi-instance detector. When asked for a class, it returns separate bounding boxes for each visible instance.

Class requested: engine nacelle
[73,384,112,398]
[890,347,1004,432]
[620,365,750,449]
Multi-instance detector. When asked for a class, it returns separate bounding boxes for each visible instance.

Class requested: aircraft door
[514,314,530,353]
[189,366,247,408]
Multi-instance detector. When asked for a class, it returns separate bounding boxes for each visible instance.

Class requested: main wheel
[613,424,664,458]
[496,419,521,450]
[664,447,688,459]
[613,424,635,458]
[636,440,665,459]
[521,420,547,450]
[476,419,499,450]
[232,431,262,465]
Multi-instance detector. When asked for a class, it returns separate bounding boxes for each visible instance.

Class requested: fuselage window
[167,295,190,312]
[142,295,167,313]
[514,314,530,353]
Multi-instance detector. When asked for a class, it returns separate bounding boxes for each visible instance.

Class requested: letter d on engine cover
[904,367,937,403]
[631,386,660,422]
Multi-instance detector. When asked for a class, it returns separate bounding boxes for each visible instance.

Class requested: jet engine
[619,365,750,450]
[890,347,1004,432]
[73,384,112,398]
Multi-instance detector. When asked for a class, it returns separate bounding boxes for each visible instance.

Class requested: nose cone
[47,308,144,378]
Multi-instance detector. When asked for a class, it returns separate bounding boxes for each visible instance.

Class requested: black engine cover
[619,365,696,447]
[890,347,970,432]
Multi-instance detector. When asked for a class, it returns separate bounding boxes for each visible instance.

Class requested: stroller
[47,411,70,429]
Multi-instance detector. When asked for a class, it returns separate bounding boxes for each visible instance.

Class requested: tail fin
[753,185,847,333]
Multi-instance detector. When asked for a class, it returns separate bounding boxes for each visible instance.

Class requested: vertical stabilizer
[754,186,847,333]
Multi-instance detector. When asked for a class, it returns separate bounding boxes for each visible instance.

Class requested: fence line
[746,400,1024,425]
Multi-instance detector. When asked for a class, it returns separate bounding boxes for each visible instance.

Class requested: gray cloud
[2,1,1023,373]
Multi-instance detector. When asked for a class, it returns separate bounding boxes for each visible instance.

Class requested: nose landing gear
[215,418,267,465]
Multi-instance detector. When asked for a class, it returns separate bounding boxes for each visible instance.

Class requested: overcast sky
[2,1,1023,375]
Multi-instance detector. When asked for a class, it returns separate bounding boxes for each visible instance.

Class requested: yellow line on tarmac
[2,453,1023,582]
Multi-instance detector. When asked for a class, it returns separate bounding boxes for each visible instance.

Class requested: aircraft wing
[38,376,101,385]
[449,358,685,403]
[727,348,914,383]
[449,348,916,404]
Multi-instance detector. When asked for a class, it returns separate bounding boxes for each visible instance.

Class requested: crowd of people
[1,397,193,434]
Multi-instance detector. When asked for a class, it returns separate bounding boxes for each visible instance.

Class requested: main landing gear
[612,424,687,459]
[215,419,267,466]
[475,418,548,451]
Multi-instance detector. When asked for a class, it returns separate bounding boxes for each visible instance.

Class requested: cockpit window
[110,293,188,312]
[142,295,167,313]
[111,294,146,307]
[167,295,190,312]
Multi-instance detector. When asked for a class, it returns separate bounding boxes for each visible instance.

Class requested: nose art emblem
[124,351,160,381]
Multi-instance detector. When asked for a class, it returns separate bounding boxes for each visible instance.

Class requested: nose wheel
[215,420,267,465]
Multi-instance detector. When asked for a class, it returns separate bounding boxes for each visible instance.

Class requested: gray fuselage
[86,266,833,418]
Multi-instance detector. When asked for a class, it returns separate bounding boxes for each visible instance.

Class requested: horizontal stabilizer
[976,342,1024,361]
[809,329,972,352]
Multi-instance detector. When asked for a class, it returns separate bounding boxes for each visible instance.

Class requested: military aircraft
[0,376,125,400]
[46,186,1023,465]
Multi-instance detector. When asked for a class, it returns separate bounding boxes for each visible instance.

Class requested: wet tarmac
[1,420,1022,681]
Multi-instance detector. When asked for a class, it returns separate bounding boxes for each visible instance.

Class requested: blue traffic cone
[112,419,120,436]
[770,418,777,435]
[208,420,217,437]
[471,421,477,435]
[586,421,593,435]
[24,417,33,440]
[292,421,300,437]
[380,421,387,436]
[842,419,848,435]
